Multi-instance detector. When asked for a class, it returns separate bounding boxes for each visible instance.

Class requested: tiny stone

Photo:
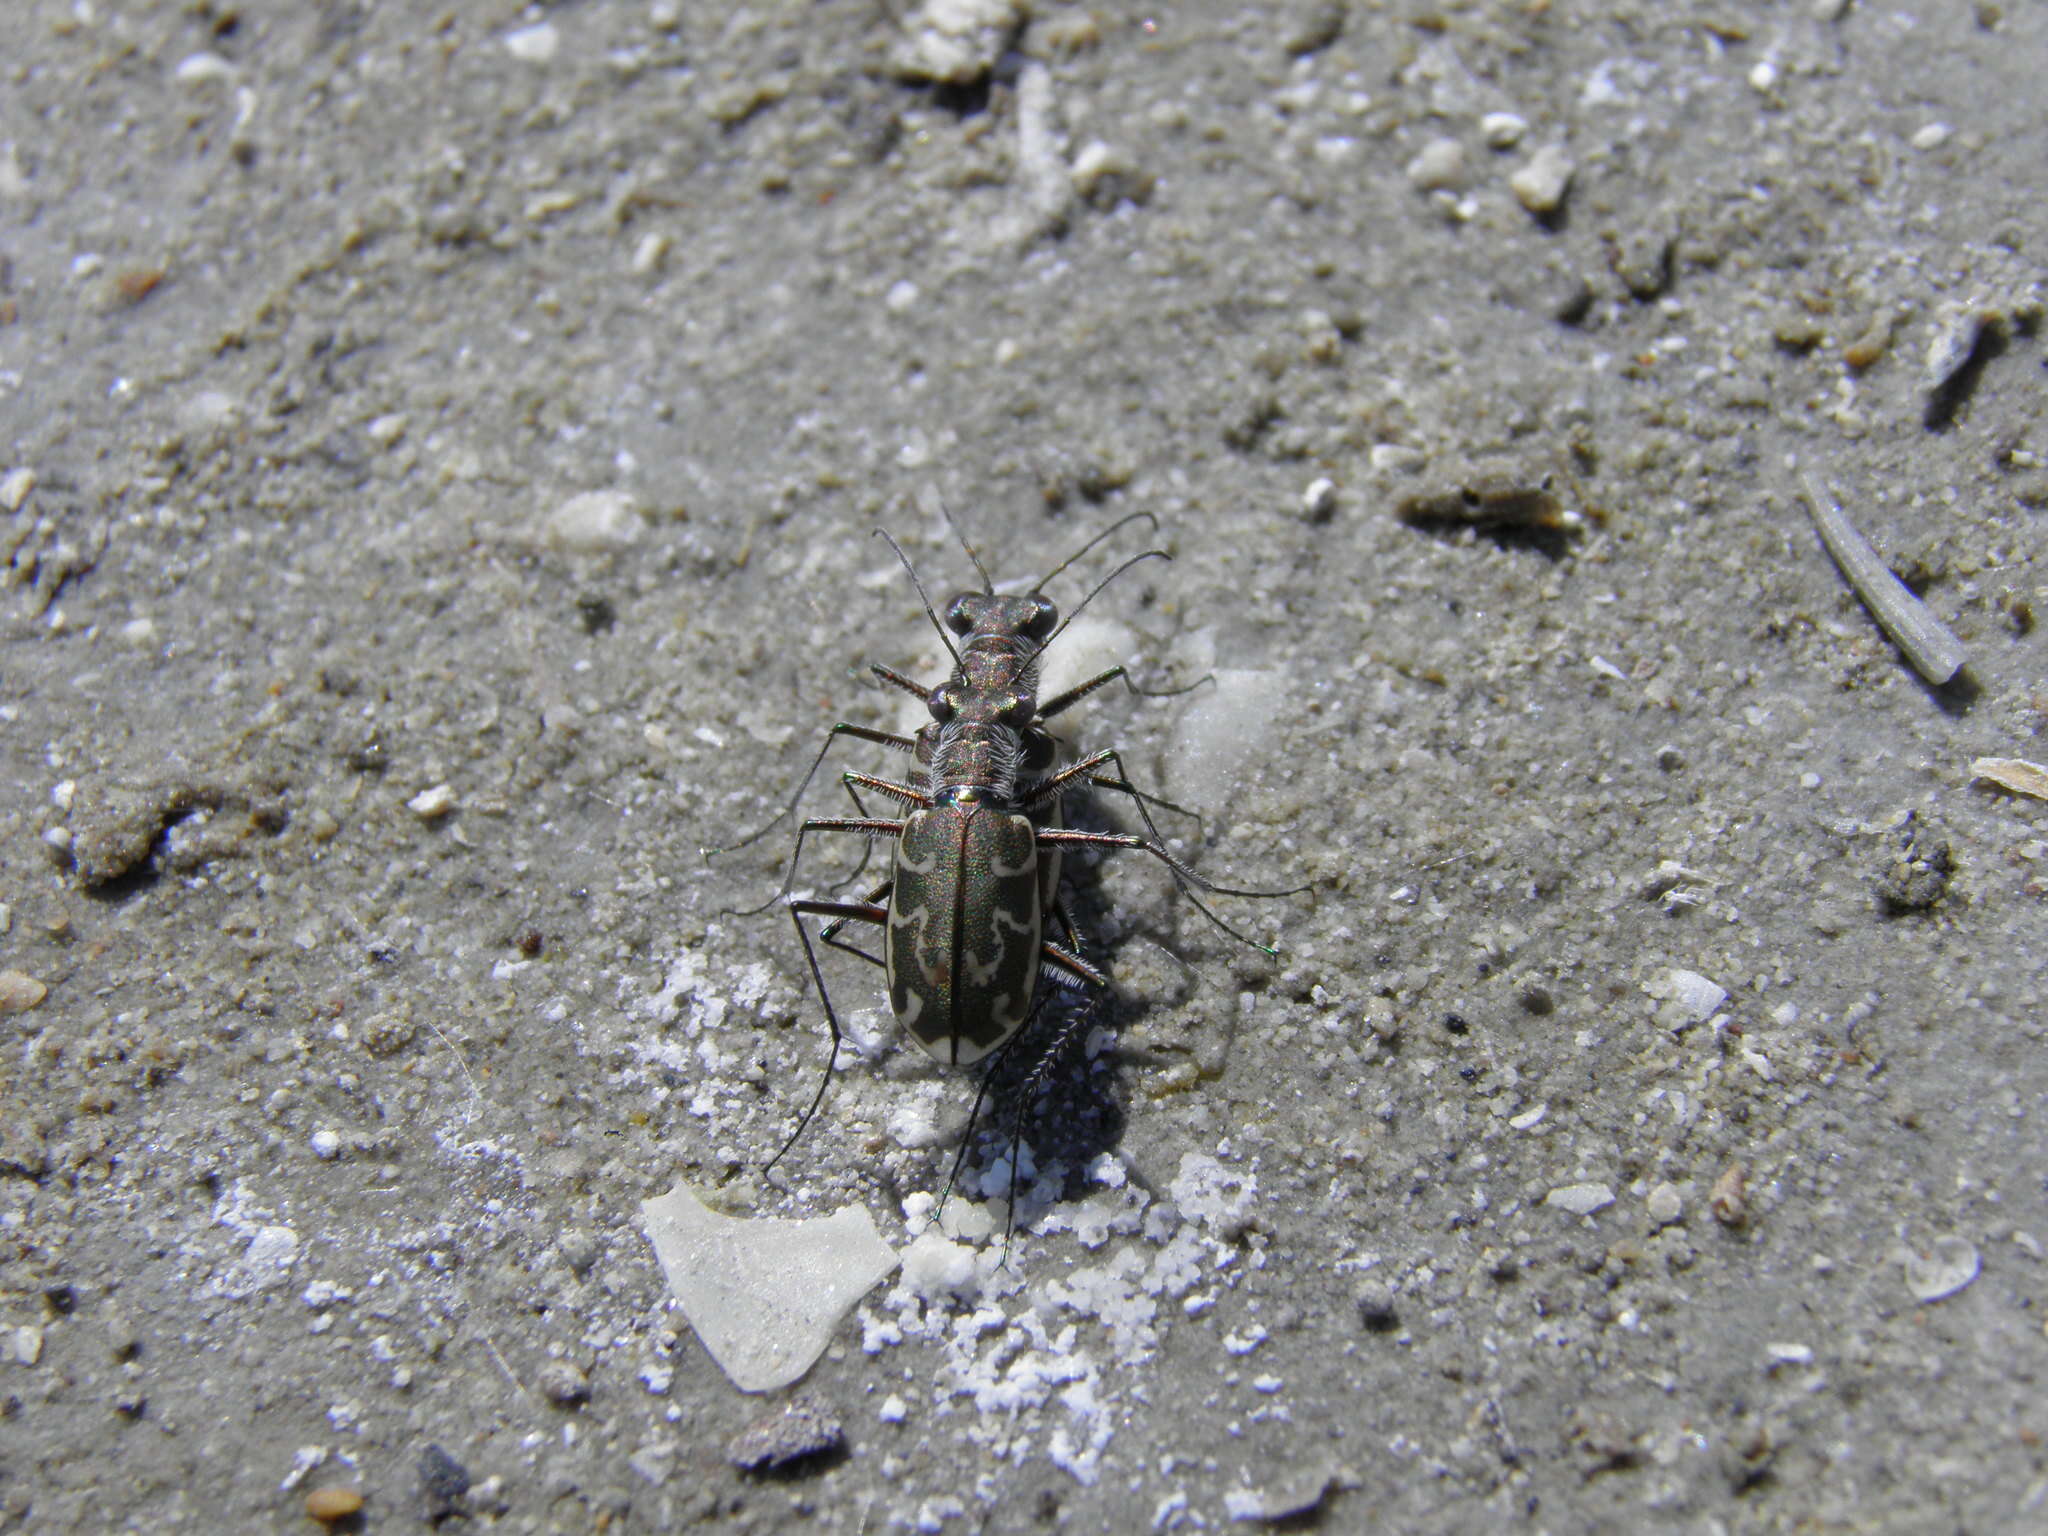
[1480,112,1527,149]
[1655,745,1686,772]
[1747,59,1777,92]
[536,1358,590,1407]
[543,489,641,551]
[727,1393,846,1472]
[1901,1234,1980,1302]
[309,1130,342,1160]
[1509,144,1574,215]
[1070,141,1153,208]
[418,1443,471,1520]
[365,413,407,448]
[879,1393,908,1424]
[0,467,34,511]
[1301,477,1337,521]
[630,232,670,275]
[1405,137,1466,191]
[1647,1183,1683,1227]
[407,784,457,820]
[1709,1163,1747,1226]
[1909,122,1952,151]
[0,970,48,1014]
[1282,0,1346,56]
[174,52,237,85]
[1354,1280,1397,1332]
[304,1487,365,1523]
[1545,1182,1616,1217]
[503,22,559,62]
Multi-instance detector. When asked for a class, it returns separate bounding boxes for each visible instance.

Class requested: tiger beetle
[707,508,1303,1235]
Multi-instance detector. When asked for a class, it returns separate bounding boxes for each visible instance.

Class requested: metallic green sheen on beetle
[888,792,1049,1066]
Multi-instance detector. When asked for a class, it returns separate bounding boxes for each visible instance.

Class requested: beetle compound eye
[1024,596,1059,642]
[996,692,1031,726]
[929,686,959,722]
[945,596,977,634]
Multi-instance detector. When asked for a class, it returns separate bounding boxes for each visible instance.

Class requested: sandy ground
[3,1,2046,1531]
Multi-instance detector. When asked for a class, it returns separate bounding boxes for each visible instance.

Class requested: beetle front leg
[775,896,889,1170]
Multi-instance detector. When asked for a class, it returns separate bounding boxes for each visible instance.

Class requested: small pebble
[1405,137,1466,192]
[418,1444,471,1520]
[1546,1183,1616,1217]
[1480,111,1527,149]
[1709,1163,1747,1226]
[1747,59,1777,93]
[503,22,559,62]
[1647,1183,1683,1227]
[0,467,34,511]
[365,413,407,448]
[304,1486,365,1523]
[309,1130,342,1160]
[0,969,48,1014]
[1070,141,1153,208]
[174,52,236,86]
[543,489,641,551]
[1301,477,1337,521]
[1282,0,1346,56]
[536,1358,590,1407]
[1354,1280,1398,1332]
[1368,442,1427,475]
[630,232,670,275]
[727,1393,846,1472]
[1908,122,1952,151]
[1509,144,1574,215]
[1901,1234,1980,1303]
[406,784,457,820]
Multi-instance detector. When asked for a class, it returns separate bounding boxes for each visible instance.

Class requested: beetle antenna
[874,528,961,665]
[1030,510,1160,595]
[929,492,995,596]
[1037,547,1171,656]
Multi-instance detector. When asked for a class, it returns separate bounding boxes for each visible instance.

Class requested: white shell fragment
[1662,968,1726,1024]
[1899,1234,1981,1304]
[1973,756,2048,803]
[1544,1183,1615,1217]
[1800,473,1969,686]
[640,1183,899,1392]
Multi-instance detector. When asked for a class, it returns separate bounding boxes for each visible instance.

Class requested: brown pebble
[0,969,48,1014]
[304,1485,364,1522]
[1842,311,1893,369]
[1709,1162,1748,1227]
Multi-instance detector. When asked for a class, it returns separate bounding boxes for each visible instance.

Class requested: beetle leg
[774,896,890,1170]
[828,774,931,894]
[819,880,893,969]
[719,812,906,917]
[1036,826,1310,956]
[704,720,918,860]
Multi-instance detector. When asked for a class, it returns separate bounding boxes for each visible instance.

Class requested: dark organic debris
[726,1393,847,1474]
[1394,467,1592,557]
[418,1442,472,1523]
[1873,812,1955,914]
